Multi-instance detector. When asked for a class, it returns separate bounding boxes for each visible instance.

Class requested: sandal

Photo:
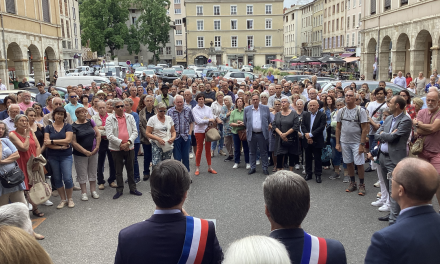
[32,209,44,217]
[272,166,277,172]
[34,232,45,240]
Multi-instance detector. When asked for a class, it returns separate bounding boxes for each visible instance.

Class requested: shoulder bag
[0,162,25,188]
[411,108,440,155]
[28,158,52,205]
[205,121,221,142]
[238,129,247,141]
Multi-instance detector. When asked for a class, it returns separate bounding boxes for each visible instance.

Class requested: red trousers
[195,133,211,166]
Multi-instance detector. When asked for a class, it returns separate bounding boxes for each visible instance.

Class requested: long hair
[323,95,336,112]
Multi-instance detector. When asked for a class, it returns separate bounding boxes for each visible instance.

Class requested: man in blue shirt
[267,70,275,83]
[35,83,51,106]
[64,92,84,122]
[393,71,406,88]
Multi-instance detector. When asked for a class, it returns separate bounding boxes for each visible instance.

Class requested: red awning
[340,53,355,58]
[344,57,360,63]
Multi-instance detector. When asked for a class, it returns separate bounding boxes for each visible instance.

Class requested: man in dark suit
[265,171,347,264]
[114,160,223,264]
[365,157,440,264]
[375,95,412,225]
[301,100,327,183]
[243,93,271,175]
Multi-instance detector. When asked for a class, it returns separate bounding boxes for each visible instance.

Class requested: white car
[223,71,255,83]
[142,70,156,78]
[262,64,273,69]
[241,65,252,72]
[187,65,196,70]
[134,67,149,77]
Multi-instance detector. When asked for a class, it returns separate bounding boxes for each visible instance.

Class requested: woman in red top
[8,114,42,217]
[406,72,413,87]
[399,90,416,119]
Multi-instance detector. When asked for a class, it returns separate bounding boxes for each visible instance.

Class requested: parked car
[187,65,196,70]
[241,65,253,72]
[151,66,164,75]
[142,70,156,78]
[223,71,255,83]
[182,69,198,79]
[134,67,149,77]
[161,68,180,83]
[147,64,156,69]
[283,75,313,83]
[205,71,225,81]
[321,81,417,98]
[195,67,206,77]
[56,76,110,88]
[262,64,273,69]
[172,65,184,75]
[157,63,169,68]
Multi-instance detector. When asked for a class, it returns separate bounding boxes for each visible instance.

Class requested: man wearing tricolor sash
[264,171,347,264]
[115,160,223,264]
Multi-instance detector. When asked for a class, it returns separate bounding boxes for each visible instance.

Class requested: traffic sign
[208,59,212,63]
[126,60,131,65]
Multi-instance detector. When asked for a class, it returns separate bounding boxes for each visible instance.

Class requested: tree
[133,0,171,63]
[126,24,141,56]
[79,0,130,58]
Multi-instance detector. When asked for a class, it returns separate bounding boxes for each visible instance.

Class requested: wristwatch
[127,140,132,145]
[360,143,366,146]
[415,122,419,128]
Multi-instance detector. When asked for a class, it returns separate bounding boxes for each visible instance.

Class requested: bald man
[365,158,440,264]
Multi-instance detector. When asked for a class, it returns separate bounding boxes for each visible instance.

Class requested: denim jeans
[211,124,224,153]
[330,137,347,169]
[134,143,141,181]
[48,155,73,189]
[173,137,191,172]
[232,133,249,164]
[142,143,152,176]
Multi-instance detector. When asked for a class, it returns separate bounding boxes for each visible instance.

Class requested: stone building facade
[312,0,323,57]
[283,5,303,61]
[322,0,346,56]
[0,0,63,88]
[300,2,314,56]
[361,0,440,81]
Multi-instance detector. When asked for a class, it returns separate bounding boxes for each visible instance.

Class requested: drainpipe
[1,14,9,86]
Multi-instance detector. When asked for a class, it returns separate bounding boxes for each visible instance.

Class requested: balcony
[245,46,256,52]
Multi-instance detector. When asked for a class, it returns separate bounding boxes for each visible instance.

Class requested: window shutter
[6,0,16,14]
[371,0,376,14]
[42,0,50,23]
[384,0,391,8]
[401,0,408,4]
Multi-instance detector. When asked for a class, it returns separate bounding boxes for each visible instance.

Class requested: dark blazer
[243,104,271,141]
[301,110,327,149]
[365,206,440,264]
[270,228,347,264]
[374,113,412,165]
[115,213,223,264]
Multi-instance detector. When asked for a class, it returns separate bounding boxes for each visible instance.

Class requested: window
[231,20,237,30]
[42,0,50,23]
[198,37,204,48]
[215,36,221,47]
[64,0,68,15]
[265,19,272,29]
[75,38,78,49]
[61,19,65,37]
[59,0,63,15]
[385,0,391,10]
[341,17,344,29]
[197,20,204,31]
[332,20,334,32]
[230,5,237,15]
[196,6,203,15]
[347,0,350,9]
[166,47,171,55]
[177,50,183,56]
[174,9,181,14]
[332,5,335,14]
[132,17,137,24]
[247,36,254,49]
[346,34,349,46]
[265,4,272,14]
[352,33,355,46]
[6,0,16,13]
[353,15,355,28]
[175,19,182,25]
[176,29,182,35]
[337,3,339,12]
[214,6,220,15]
[347,16,350,29]
[247,20,253,30]
[292,13,294,20]
[66,22,70,38]
[371,0,376,14]
[342,0,344,11]
[324,22,326,33]
[247,5,253,15]
[159,48,163,55]
[72,7,76,19]
[174,0,180,3]
[214,20,221,30]
[265,35,272,47]
[341,35,344,46]
[358,13,361,26]
[336,18,339,30]
[231,36,237,47]
[73,23,77,35]
[358,32,361,45]
[176,40,182,46]
[353,0,356,7]
[324,8,326,17]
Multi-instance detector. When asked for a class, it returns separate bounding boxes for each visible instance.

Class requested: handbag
[321,145,332,163]
[238,129,247,141]
[205,122,221,142]
[281,135,296,148]
[0,163,25,188]
[411,108,440,155]
[28,181,52,205]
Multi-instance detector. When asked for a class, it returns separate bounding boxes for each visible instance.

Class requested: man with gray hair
[18,91,33,112]
[304,88,323,111]
[4,104,20,132]
[123,98,141,184]
[268,83,287,109]
[265,170,347,264]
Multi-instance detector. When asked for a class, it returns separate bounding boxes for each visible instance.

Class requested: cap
[96,90,107,96]
[36,83,44,87]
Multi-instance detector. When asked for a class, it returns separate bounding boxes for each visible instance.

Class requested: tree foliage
[132,0,171,62]
[126,24,141,55]
[79,0,130,58]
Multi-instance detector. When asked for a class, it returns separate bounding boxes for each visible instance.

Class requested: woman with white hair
[223,235,290,264]
[260,92,269,106]
[236,89,245,101]
[0,202,45,240]
[220,95,235,162]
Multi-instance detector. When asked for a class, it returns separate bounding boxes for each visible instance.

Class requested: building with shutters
[300,2,314,56]
[344,0,361,60]
[312,0,324,57]
[322,0,346,57]
[0,0,63,88]
[60,0,82,71]
[169,0,186,65]
[283,5,303,61]
[184,0,284,67]
[361,0,440,81]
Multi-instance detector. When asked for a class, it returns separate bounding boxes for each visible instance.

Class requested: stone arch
[44,46,57,82]
[28,44,45,83]
[393,33,410,76]
[193,54,208,66]
[412,30,432,77]
[364,37,377,80]
[7,42,27,82]
[379,35,392,81]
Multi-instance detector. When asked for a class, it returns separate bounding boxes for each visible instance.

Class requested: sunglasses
[115,105,124,109]
[158,110,166,113]
[70,96,77,98]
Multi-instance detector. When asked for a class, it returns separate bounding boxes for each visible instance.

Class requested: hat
[36,83,44,87]
[96,90,107,96]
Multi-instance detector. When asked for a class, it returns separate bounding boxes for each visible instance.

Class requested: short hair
[174,95,184,101]
[8,104,19,112]
[335,98,345,105]
[412,97,424,108]
[280,97,291,104]
[2,96,16,107]
[25,107,37,117]
[0,203,33,235]
[379,80,386,86]
[13,114,28,128]
[123,98,134,106]
[31,102,44,116]
[224,95,232,104]
[374,87,386,96]
[216,91,225,98]
[74,107,88,116]
[195,93,205,101]
[260,93,269,99]
[156,102,167,109]
[150,160,191,208]
[296,99,304,105]
[0,121,8,138]
[52,107,67,120]
[112,98,124,107]
[263,171,310,228]
[223,236,291,264]
[235,97,245,108]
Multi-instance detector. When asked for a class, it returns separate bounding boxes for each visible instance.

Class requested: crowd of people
[0,69,439,263]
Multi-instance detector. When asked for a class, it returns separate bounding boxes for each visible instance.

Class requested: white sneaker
[246,163,251,169]
[91,191,99,199]
[295,164,300,170]
[81,193,89,201]
[232,163,239,169]
[256,160,260,165]
[189,153,194,159]
[43,200,53,206]
[374,180,380,188]
[302,170,306,175]
[378,204,390,212]
[28,203,33,211]
[371,200,384,207]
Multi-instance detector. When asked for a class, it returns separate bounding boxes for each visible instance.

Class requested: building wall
[60,0,82,71]
[283,5,303,61]
[322,0,346,56]
[312,0,324,57]
[185,0,284,68]
[300,2,314,56]
[0,0,63,88]
[169,0,186,64]
[345,0,361,52]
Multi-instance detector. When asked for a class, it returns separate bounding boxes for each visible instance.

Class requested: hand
[158,139,166,145]
[307,138,313,144]
[359,144,364,154]
[412,118,418,125]
[85,151,92,157]
[44,139,51,146]
[305,133,311,140]
[367,153,374,160]
[298,132,303,138]
[268,124,272,130]
[91,148,99,155]
[335,143,341,152]
[168,138,175,144]
[392,129,398,133]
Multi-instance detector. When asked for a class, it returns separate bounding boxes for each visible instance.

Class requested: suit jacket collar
[397,205,436,222]
[309,110,321,128]
[270,228,304,239]
[147,212,186,223]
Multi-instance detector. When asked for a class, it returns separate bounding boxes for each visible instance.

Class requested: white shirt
[252,105,262,132]
[154,209,181,214]
[0,83,6,91]
[192,104,213,133]
[4,116,15,132]
[399,204,432,215]
[301,90,309,101]
[309,111,317,137]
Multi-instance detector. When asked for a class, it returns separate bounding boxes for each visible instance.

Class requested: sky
[284,0,313,8]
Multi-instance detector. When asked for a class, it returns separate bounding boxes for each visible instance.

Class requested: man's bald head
[393,158,439,203]
[308,100,319,113]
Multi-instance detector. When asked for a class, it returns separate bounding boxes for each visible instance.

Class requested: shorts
[341,142,364,165]
[191,133,197,147]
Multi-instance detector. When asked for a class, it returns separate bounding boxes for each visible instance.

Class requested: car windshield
[163,69,176,74]
[172,66,181,69]
[183,70,195,74]
[143,70,155,75]
[202,69,210,74]
[136,67,148,72]
[196,68,205,71]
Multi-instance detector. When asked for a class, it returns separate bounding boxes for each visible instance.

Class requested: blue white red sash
[177,216,209,264]
[300,231,328,264]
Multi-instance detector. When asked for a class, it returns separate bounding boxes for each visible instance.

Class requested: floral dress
[219,105,234,137]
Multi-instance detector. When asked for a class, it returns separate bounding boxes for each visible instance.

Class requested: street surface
[35,153,438,264]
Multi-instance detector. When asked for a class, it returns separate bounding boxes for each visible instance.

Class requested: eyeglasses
[158,110,166,113]
[345,95,354,97]
[70,96,77,98]
[115,105,124,109]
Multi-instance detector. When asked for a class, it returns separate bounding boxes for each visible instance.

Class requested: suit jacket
[301,111,327,149]
[365,206,440,264]
[374,113,412,165]
[270,228,347,264]
[115,213,223,264]
[243,104,271,141]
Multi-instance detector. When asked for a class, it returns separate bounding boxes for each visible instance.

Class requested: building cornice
[185,0,282,3]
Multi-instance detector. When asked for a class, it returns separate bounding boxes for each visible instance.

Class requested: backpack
[339,106,362,129]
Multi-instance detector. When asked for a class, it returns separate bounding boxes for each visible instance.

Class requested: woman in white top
[414,71,427,95]
[145,102,176,167]
[210,91,225,157]
[87,96,100,117]
[192,93,217,176]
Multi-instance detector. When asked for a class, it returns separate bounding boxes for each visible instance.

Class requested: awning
[344,57,360,63]
[340,53,355,58]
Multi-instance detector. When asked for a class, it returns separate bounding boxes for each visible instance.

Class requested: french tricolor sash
[300,231,328,264]
[177,216,209,264]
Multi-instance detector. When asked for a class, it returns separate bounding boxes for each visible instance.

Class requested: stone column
[14,59,28,82]
[47,60,59,82]
[391,50,404,74]
[378,51,390,81]
[363,51,375,80]
[431,46,439,72]
[32,60,45,83]
[0,59,8,89]
[409,49,425,79]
